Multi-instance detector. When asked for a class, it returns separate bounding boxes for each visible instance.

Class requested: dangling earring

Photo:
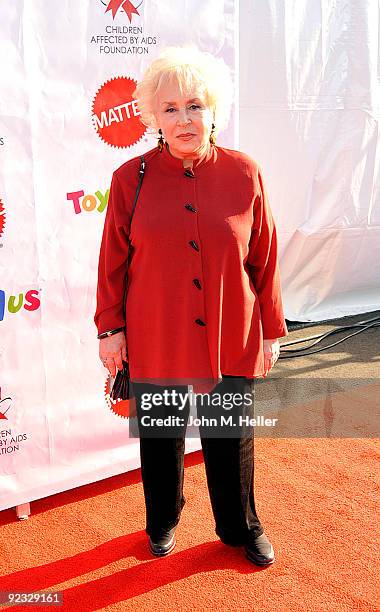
[157,128,164,152]
[209,123,216,145]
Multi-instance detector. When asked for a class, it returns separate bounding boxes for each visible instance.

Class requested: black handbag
[109,155,146,402]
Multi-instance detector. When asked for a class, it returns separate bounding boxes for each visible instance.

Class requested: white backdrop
[1,0,379,512]
[0,0,238,511]
[240,0,380,321]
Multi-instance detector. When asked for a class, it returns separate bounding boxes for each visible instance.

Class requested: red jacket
[94,143,289,383]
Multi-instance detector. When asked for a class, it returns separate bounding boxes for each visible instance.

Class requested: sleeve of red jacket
[247,165,289,340]
[94,171,131,336]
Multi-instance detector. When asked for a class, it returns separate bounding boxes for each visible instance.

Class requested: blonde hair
[132,45,234,137]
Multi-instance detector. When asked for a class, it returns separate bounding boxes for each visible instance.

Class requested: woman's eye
[164,104,202,113]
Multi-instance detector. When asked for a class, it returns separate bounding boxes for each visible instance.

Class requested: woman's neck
[166,142,211,169]
[182,158,194,169]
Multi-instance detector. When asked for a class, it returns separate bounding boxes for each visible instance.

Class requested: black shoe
[148,527,177,556]
[245,532,275,566]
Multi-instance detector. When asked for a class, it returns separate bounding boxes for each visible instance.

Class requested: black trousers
[132,375,265,543]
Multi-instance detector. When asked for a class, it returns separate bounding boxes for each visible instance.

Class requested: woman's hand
[263,338,280,377]
[99,331,127,377]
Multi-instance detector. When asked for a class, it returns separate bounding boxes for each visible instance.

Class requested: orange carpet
[0,439,378,611]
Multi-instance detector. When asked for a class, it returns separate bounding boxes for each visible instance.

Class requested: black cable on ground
[279,315,380,359]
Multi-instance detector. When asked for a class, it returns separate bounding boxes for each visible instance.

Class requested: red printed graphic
[92,76,146,148]
[104,378,136,419]
[0,199,5,237]
[0,387,12,420]
[105,0,141,21]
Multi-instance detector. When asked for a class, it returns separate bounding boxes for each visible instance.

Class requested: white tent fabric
[239,0,380,321]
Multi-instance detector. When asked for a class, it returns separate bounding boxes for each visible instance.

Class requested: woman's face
[154,79,214,159]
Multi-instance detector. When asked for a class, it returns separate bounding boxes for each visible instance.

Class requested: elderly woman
[94,46,288,566]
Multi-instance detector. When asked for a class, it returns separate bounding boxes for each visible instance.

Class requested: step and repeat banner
[0,0,238,511]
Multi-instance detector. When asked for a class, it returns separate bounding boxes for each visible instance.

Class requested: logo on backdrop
[92,76,147,148]
[0,289,41,323]
[0,198,6,239]
[0,387,29,457]
[0,388,12,420]
[91,0,157,55]
[104,377,135,418]
[67,187,109,215]
[100,0,143,22]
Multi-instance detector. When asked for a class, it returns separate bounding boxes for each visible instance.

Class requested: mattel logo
[104,377,135,418]
[0,199,6,238]
[92,76,146,148]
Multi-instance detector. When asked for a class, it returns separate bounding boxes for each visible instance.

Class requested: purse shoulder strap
[128,155,146,237]
[123,155,146,318]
